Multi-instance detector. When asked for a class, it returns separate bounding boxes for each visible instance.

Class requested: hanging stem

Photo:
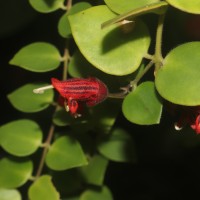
[35,124,55,179]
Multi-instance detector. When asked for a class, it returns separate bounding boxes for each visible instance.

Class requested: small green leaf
[0,188,21,200]
[9,42,61,72]
[0,157,33,188]
[80,186,113,200]
[105,0,160,14]
[46,135,88,170]
[155,42,200,106]
[123,81,162,125]
[0,119,43,156]
[28,175,60,200]
[79,154,109,186]
[7,83,54,113]
[166,0,200,14]
[58,2,92,38]
[52,108,72,126]
[29,0,65,13]
[68,5,150,75]
[97,128,137,163]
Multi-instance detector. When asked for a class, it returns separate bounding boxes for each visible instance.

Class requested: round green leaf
[29,0,65,13]
[28,175,60,200]
[58,2,92,38]
[80,186,113,200]
[68,5,150,75]
[123,81,162,125]
[166,0,200,14]
[0,119,43,156]
[97,128,137,163]
[79,154,109,186]
[0,188,21,200]
[9,42,61,72]
[46,135,88,170]
[0,157,33,188]
[7,83,54,113]
[105,0,160,14]
[52,108,71,126]
[155,42,200,106]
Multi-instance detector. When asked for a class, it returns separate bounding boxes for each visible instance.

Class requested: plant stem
[35,124,55,179]
[131,60,154,88]
[154,13,166,72]
[62,48,70,80]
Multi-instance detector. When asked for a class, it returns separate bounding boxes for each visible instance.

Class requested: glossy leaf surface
[105,0,160,14]
[9,42,61,72]
[69,5,150,75]
[0,188,21,200]
[46,135,88,170]
[166,0,200,14]
[80,186,113,200]
[97,128,137,163]
[7,83,54,113]
[29,0,65,13]
[0,157,33,188]
[28,175,59,200]
[79,154,109,186]
[58,2,91,38]
[155,42,200,105]
[0,119,42,156]
[123,81,162,125]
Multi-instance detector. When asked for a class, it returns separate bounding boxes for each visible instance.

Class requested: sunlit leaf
[97,128,137,163]
[166,0,200,14]
[104,0,160,14]
[155,42,200,105]
[0,119,43,156]
[46,135,88,170]
[68,5,150,75]
[123,81,162,125]
[0,157,33,188]
[29,0,65,13]
[7,83,54,113]
[0,188,21,200]
[28,175,60,200]
[9,42,61,72]
[58,2,92,38]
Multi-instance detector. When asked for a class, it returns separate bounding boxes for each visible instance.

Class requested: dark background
[1,1,200,199]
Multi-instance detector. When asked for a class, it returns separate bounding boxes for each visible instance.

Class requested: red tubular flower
[51,77,108,117]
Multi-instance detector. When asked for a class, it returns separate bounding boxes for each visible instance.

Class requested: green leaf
[52,108,71,126]
[29,0,65,13]
[155,42,200,106]
[97,128,137,163]
[80,186,113,200]
[79,154,109,186]
[122,81,162,125]
[0,188,21,200]
[9,42,61,72]
[58,2,92,38]
[0,157,33,188]
[68,5,150,75]
[46,135,88,170]
[166,0,200,14]
[0,119,43,156]
[28,175,60,200]
[7,83,54,113]
[104,0,160,14]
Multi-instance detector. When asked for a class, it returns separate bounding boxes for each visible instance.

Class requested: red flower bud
[51,77,108,117]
